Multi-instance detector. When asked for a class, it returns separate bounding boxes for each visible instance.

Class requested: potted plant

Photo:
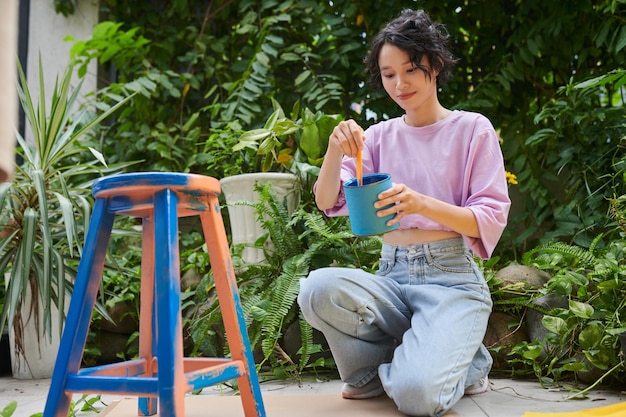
[0,57,133,378]
[220,98,342,265]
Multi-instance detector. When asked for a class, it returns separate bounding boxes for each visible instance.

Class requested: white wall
[0,0,18,182]
[24,0,99,143]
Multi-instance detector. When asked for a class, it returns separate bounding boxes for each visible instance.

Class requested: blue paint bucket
[343,173,399,236]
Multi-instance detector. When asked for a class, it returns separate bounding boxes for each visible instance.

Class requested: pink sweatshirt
[319,110,511,259]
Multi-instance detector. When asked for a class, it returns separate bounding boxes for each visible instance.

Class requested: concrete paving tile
[1,375,624,417]
[471,378,625,417]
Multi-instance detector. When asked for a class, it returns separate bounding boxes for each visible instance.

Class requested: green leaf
[88,147,108,168]
[264,107,283,129]
[19,208,38,288]
[53,191,76,257]
[569,300,594,319]
[300,123,320,160]
[526,38,539,55]
[258,135,278,155]
[234,129,272,151]
[295,70,311,86]
[522,344,543,360]
[578,322,602,350]
[272,119,299,137]
[584,346,611,370]
[1,400,17,417]
[562,362,586,372]
[542,315,568,336]
[526,128,556,146]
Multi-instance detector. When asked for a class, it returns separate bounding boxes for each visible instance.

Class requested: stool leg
[138,217,157,416]
[44,199,115,417]
[200,196,266,417]
[153,188,187,417]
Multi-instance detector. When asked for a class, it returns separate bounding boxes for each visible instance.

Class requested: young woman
[297,9,510,417]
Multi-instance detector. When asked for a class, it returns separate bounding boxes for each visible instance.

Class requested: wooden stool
[44,173,266,417]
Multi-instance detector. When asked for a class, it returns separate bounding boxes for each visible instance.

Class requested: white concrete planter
[9,308,62,379]
[220,173,300,265]
[6,274,63,379]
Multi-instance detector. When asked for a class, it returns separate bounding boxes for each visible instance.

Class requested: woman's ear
[435,57,445,76]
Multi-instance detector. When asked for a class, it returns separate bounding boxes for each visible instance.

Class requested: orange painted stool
[44,173,266,417]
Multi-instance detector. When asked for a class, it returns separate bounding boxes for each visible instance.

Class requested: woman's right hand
[328,119,366,158]
[315,119,364,210]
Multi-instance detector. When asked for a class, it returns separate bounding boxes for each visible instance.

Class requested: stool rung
[66,375,158,396]
[185,360,246,390]
[77,358,148,377]
[65,359,247,396]
[182,357,235,372]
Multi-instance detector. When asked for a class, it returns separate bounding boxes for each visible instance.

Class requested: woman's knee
[298,268,339,317]
[300,266,330,292]
[383,368,455,416]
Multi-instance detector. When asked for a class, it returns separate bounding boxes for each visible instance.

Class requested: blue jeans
[298,238,493,417]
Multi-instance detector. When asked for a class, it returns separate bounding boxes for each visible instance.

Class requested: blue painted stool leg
[154,188,186,417]
[43,199,115,417]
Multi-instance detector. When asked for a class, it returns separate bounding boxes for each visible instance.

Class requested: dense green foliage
[77,0,625,258]
[39,0,625,389]
[489,235,626,389]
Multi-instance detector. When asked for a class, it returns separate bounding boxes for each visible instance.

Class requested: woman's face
[378,43,438,113]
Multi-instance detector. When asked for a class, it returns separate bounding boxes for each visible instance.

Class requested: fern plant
[218,2,347,127]
[188,182,382,380]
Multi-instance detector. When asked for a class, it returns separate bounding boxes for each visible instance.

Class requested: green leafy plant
[0,57,134,370]
[0,394,106,417]
[501,68,626,253]
[234,99,342,177]
[502,239,626,390]
[66,21,150,79]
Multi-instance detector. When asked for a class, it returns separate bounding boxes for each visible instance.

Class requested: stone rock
[181,267,202,291]
[526,293,569,359]
[495,264,551,289]
[484,311,528,369]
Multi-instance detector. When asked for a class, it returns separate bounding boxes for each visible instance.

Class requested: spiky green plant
[0,56,134,370]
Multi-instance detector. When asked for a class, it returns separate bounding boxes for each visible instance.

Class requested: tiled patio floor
[1,375,624,417]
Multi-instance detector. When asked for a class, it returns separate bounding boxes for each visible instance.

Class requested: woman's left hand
[374,183,419,225]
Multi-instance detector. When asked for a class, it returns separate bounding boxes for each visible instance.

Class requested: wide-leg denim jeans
[298,238,493,417]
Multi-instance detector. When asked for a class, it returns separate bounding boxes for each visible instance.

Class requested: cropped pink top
[318,110,511,259]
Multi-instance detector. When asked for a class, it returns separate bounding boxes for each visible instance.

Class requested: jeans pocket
[376,258,394,276]
[427,249,474,274]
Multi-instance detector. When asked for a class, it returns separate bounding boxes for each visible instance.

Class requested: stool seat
[93,172,221,217]
[44,172,266,417]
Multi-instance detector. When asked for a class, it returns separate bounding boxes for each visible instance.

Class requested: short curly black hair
[364,9,458,91]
